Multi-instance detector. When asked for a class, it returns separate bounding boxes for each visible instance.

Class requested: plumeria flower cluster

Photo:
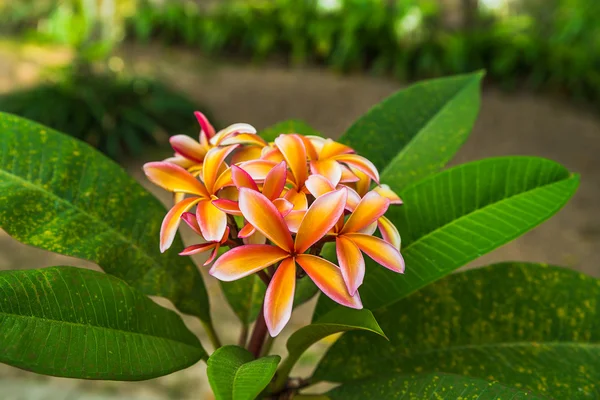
[144,112,405,336]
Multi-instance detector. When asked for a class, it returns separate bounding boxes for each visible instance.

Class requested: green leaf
[326,372,549,399]
[233,357,281,400]
[220,275,265,325]
[259,119,321,142]
[315,263,600,399]
[207,345,280,400]
[315,156,579,318]
[0,113,211,323]
[0,266,205,380]
[273,308,385,392]
[293,275,319,307]
[339,72,483,187]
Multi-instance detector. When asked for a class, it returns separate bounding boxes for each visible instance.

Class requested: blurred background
[1,0,599,398]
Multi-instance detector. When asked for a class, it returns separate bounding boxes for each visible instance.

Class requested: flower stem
[247,306,269,358]
[257,270,271,285]
[201,320,222,351]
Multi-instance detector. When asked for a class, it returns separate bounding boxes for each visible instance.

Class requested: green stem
[248,307,269,358]
[260,335,274,357]
[271,352,300,393]
[238,324,249,347]
[201,320,222,351]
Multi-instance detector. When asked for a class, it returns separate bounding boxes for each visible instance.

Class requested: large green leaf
[315,263,600,399]
[272,308,385,392]
[315,156,579,318]
[0,112,211,323]
[0,266,204,380]
[259,119,321,142]
[339,72,483,187]
[207,345,280,400]
[326,372,548,399]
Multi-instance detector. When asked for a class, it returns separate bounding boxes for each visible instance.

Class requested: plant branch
[257,270,271,285]
[247,305,269,358]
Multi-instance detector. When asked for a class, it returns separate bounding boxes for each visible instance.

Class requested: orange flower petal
[238,160,278,181]
[284,188,308,210]
[173,192,186,204]
[374,184,403,205]
[196,199,228,242]
[273,198,294,217]
[319,138,354,159]
[211,123,257,145]
[220,133,267,147]
[284,210,305,233]
[205,245,221,266]
[238,222,256,239]
[275,134,308,188]
[169,134,207,163]
[298,135,319,160]
[359,221,378,235]
[335,154,380,183]
[295,254,362,309]
[164,154,197,169]
[210,245,290,281]
[213,167,234,191]
[238,188,294,252]
[212,198,242,216]
[306,136,326,153]
[262,161,287,200]
[305,174,335,198]
[181,211,202,235]
[378,215,401,250]
[144,162,209,197]
[160,197,201,252]
[179,242,216,256]
[264,257,296,336]
[341,191,390,234]
[261,146,285,163]
[195,111,216,138]
[345,233,405,273]
[231,146,263,164]
[243,230,267,245]
[232,165,259,191]
[336,236,365,295]
[339,164,360,183]
[295,188,347,254]
[338,185,362,211]
[310,159,342,186]
[203,145,238,193]
[349,166,371,196]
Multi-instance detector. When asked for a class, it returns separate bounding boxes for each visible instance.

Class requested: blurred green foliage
[0,70,204,160]
[126,0,600,107]
[0,0,207,161]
